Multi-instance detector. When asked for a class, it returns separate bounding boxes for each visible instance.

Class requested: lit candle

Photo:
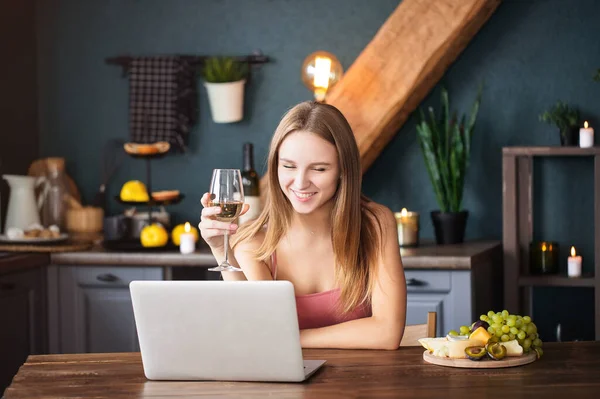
[394,208,420,247]
[579,121,594,148]
[529,241,559,275]
[179,222,196,255]
[567,246,582,277]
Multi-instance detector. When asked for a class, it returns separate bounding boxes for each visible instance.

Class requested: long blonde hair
[232,101,383,313]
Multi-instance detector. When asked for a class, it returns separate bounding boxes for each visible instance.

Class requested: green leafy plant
[416,86,482,213]
[202,57,249,83]
[538,101,579,132]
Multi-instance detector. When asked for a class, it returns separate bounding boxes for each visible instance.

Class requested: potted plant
[416,86,482,245]
[202,57,249,123]
[539,101,580,146]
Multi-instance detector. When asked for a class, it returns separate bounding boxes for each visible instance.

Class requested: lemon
[171,223,199,246]
[140,223,169,247]
[120,180,149,202]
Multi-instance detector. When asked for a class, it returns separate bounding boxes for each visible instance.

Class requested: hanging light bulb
[301,51,343,102]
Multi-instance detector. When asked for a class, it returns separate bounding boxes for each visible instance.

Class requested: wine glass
[207,169,245,272]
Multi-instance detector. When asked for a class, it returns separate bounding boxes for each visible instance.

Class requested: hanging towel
[128,56,198,152]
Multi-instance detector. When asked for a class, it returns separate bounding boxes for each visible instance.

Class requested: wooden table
[4,342,600,398]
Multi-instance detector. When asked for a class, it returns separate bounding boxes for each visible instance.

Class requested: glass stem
[223,231,229,265]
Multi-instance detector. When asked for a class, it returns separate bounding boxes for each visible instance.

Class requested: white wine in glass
[207,169,244,272]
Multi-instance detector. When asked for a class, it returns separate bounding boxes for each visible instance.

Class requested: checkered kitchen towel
[128,56,198,152]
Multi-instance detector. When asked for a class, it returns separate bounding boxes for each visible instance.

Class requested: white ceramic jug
[2,174,45,232]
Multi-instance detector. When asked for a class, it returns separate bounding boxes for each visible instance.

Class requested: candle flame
[401,208,408,216]
[541,243,547,251]
[184,222,191,233]
[571,246,576,257]
[584,121,589,129]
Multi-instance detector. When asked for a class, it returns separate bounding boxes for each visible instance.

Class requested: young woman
[199,101,407,350]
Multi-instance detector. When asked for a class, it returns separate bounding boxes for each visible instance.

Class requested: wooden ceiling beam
[325,0,502,171]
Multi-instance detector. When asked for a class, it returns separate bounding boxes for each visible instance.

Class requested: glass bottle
[239,143,261,225]
[41,157,69,230]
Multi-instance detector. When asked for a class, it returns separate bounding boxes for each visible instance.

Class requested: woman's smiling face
[277,130,340,215]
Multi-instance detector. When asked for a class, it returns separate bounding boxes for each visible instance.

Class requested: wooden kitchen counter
[49,244,218,267]
[4,342,598,398]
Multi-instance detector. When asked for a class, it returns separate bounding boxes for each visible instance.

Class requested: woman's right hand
[198,192,248,253]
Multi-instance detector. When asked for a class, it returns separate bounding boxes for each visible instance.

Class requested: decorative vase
[559,126,579,146]
[430,210,469,245]
[204,80,246,123]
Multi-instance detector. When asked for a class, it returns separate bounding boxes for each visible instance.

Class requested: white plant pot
[204,80,246,123]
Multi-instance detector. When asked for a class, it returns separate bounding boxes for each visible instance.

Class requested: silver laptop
[130,280,326,382]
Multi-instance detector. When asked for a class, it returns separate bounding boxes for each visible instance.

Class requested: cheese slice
[418,337,448,352]
[502,339,524,356]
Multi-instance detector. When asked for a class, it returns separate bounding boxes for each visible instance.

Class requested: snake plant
[202,57,249,83]
[416,86,482,213]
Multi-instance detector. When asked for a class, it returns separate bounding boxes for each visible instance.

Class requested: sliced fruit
[469,326,492,345]
[488,335,500,344]
[465,346,487,361]
[446,339,486,359]
[486,342,507,360]
[151,190,180,201]
[124,141,170,155]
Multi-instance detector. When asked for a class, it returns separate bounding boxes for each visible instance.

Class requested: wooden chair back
[400,312,437,347]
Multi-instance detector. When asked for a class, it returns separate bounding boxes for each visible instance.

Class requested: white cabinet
[47,265,163,354]
[405,268,499,337]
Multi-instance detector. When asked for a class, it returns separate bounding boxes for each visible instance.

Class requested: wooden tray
[423,350,537,368]
[0,233,69,245]
[0,241,92,253]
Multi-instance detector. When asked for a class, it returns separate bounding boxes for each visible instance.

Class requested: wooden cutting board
[423,350,537,368]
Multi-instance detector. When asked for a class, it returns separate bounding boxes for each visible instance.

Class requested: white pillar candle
[179,222,196,255]
[567,246,582,277]
[579,121,594,148]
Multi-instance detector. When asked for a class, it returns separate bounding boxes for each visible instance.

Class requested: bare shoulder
[233,227,266,254]
[232,227,274,280]
[362,200,396,231]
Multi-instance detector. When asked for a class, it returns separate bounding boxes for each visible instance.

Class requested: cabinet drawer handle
[406,278,427,287]
[0,282,16,291]
[96,273,119,283]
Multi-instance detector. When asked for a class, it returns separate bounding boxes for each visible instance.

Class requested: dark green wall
[37,0,600,340]
[0,0,39,227]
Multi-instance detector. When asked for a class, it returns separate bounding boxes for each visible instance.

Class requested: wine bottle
[239,143,262,225]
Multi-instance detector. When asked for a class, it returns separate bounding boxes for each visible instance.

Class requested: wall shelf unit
[105,51,270,76]
[502,146,600,340]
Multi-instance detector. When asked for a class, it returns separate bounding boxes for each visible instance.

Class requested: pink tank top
[271,252,372,330]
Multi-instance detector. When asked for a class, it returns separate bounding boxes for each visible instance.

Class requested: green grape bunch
[448,309,544,358]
